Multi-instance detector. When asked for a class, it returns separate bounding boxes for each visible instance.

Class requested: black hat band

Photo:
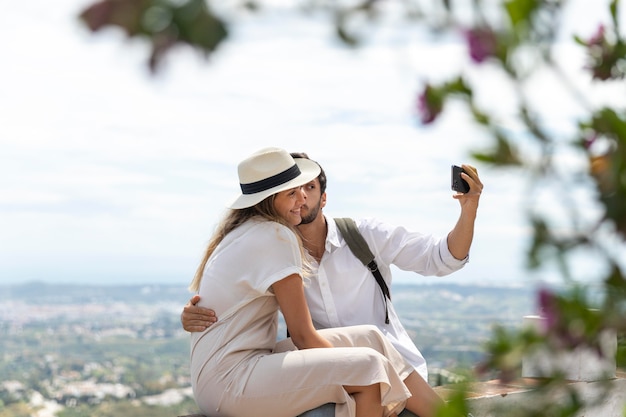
[240,164,301,195]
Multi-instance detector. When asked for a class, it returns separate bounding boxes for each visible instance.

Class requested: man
[183,153,483,417]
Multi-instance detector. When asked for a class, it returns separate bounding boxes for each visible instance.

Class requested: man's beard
[300,199,321,225]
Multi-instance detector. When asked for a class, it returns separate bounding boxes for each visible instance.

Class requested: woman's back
[190,219,304,400]
[196,219,302,321]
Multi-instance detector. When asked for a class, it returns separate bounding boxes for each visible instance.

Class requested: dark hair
[290,152,327,194]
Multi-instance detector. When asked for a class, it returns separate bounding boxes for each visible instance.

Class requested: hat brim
[228,158,321,209]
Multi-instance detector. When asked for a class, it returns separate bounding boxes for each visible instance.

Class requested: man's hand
[453,164,483,209]
[181,294,217,332]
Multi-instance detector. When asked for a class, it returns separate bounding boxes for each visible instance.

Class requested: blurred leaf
[444,76,472,96]
[605,266,626,293]
[520,105,550,143]
[578,23,626,80]
[586,109,626,236]
[573,34,590,47]
[416,84,445,124]
[479,323,545,383]
[610,0,619,27]
[470,133,521,166]
[435,384,471,417]
[172,0,227,53]
[539,286,610,353]
[243,1,260,12]
[470,152,497,164]
[617,334,626,367]
[470,105,490,126]
[80,0,227,73]
[336,24,359,47]
[80,0,148,35]
[592,108,626,140]
[604,265,626,331]
[527,216,549,270]
[504,0,538,29]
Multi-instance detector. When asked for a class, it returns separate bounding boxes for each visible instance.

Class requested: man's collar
[324,215,342,253]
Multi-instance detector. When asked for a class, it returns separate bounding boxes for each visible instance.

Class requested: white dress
[190,219,414,417]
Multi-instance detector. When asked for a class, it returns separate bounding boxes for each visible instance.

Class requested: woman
[189,147,444,417]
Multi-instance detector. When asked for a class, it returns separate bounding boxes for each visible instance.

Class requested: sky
[1,0,624,289]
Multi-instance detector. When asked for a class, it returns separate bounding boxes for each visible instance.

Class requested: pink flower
[464,27,498,64]
[538,288,559,331]
[583,132,598,150]
[582,24,620,80]
[587,24,606,47]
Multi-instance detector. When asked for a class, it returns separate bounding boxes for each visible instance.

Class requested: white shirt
[303,216,469,380]
[195,219,303,323]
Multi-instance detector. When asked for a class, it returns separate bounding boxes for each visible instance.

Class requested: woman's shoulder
[243,219,296,241]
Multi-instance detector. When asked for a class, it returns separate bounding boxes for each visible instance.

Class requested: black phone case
[451,165,470,193]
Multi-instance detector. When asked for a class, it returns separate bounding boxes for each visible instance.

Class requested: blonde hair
[189,195,309,292]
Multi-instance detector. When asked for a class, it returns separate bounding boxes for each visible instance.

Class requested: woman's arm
[272,274,333,349]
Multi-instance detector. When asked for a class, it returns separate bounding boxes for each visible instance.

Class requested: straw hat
[229,147,321,209]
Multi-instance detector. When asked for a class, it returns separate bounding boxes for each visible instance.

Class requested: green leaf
[444,76,472,97]
[173,0,228,52]
[572,35,587,46]
[610,0,619,29]
[435,385,470,417]
[527,216,550,269]
[470,105,491,126]
[470,152,498,164]
[336,26,358,46]
[504,0,538,28]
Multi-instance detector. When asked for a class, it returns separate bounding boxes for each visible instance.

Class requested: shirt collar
[324,215,342,254]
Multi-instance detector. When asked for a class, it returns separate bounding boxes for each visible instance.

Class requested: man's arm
[181,294,218,332]
[447,164,483,260]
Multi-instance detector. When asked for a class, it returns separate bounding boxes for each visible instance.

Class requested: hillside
[0,282,537,417]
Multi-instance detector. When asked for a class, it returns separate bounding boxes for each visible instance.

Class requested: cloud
[2,0,619,286]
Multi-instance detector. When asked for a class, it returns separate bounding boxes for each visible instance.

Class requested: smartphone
[451,165,470,193]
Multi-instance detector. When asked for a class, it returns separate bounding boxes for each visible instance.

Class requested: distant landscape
[0,282,538,417]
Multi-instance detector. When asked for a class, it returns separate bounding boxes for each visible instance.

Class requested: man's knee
[320,324,383,347]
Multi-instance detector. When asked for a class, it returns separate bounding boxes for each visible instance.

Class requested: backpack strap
[334,217,391,324]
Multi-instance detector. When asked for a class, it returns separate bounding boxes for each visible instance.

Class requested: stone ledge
[439,370,626,417]
[434,370,626,400]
